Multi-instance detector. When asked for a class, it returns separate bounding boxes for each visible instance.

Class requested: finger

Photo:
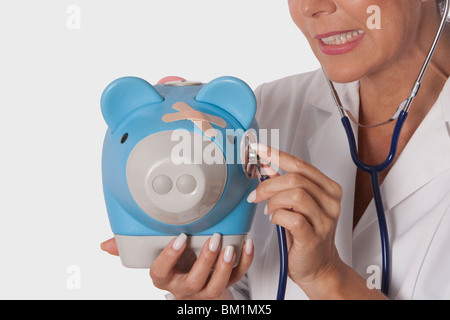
[252,143,342,198]
[100,237,119,256]
[182,234,223,294]
[257,162,280,180]
[266,188,323,229]
[203,246,236,299]
[150,234,187,287]
[254,172,324,205]
[270,209,315,244]
[228,239,254,286]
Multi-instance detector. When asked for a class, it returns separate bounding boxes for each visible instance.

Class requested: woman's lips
[315,29,365,55]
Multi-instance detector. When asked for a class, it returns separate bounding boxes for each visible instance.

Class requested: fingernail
[262,165,279,176]
[172,233,187,251]
[223,246,234,263]
[244,239,253,255]
[250,143,268,153]
[264,204,269,215]
[209,233,221,252]
[247,189,257,203]
[269,213,274,222]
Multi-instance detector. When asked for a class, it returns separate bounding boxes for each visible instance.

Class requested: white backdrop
[0,0,319,299]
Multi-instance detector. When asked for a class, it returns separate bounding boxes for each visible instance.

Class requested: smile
[316,29,365,55]
[320,30,365,45]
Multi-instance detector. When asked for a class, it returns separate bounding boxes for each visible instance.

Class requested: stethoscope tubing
[340,110,409,295]
[259,174,288,300]
[340,110,409,174]
[276,225,288,300]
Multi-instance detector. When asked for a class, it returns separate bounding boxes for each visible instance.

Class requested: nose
[292,0,337,17]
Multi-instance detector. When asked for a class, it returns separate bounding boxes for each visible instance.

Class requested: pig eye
[120,133,128,144]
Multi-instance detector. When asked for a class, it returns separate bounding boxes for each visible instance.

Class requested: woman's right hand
[101,234,254,300]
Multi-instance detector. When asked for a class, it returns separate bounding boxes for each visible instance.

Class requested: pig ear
[101,77,164,131]
[195,76,256,130]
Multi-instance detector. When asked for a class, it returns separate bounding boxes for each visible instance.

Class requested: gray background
[0,0,319,299]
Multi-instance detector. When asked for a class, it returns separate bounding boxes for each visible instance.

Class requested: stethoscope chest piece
[240,129,259,179]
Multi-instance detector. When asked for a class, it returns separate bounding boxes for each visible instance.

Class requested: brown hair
[437,0,448,17]
[436,0,450,40]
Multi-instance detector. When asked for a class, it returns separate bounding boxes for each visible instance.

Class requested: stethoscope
[242,0,449,299]
[241,130,289,300]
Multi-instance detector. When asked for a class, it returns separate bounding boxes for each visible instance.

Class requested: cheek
[288,0,307,34]
[357,17,414,73]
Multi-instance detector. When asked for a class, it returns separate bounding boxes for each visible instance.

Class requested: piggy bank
[101,76,259,268]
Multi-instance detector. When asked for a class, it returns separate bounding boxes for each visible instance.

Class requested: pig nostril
[152,175,173,195]
[176,174,197,194]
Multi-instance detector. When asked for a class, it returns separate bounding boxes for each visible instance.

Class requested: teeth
[321,30,364,45]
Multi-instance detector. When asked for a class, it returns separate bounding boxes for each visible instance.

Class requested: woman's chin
[321,64,366,84]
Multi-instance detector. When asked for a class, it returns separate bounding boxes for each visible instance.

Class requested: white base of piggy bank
[114,234,247,269]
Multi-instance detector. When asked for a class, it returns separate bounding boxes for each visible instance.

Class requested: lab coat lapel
[353,78,450,239]
[301,80,360,267]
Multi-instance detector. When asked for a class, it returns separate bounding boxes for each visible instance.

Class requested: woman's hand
[101,234,253,300]
[248,143,344,289]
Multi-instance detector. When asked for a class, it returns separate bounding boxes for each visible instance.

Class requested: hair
[437,0,449,19]
[436,0,450,40]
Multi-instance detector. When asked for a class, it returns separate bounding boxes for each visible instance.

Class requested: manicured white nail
[244,239,253,255]
[172,233,187,251]
[209,233,221,252]
[250,143,268,153]
[247,189,257,203]
[269,213,274,222]
[264,204,269,215]
[223,246,234,263]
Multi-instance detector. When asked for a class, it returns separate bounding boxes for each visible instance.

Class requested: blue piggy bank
[101,76,259,268]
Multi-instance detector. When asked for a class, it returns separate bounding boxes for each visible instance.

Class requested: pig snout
[126,131,227,225]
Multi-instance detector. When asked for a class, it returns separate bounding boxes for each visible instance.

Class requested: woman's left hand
[248,143,344,288]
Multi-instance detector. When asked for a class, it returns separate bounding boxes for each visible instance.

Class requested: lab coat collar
[353,76,450,239]
[307,71,360,116]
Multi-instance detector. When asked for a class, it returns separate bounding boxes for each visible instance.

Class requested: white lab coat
[233,69,450,300]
